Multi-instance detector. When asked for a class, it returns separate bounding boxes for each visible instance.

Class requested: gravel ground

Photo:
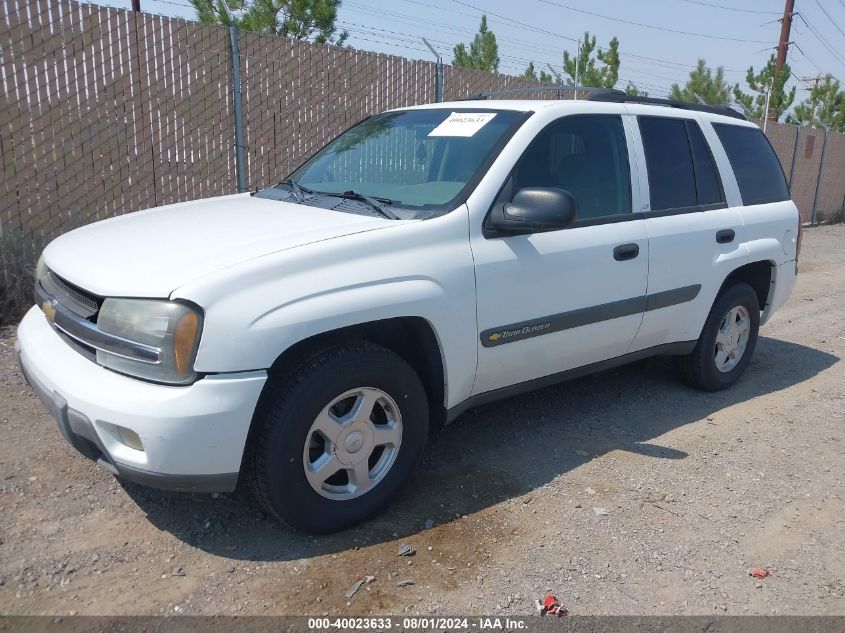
[1,225,843,617]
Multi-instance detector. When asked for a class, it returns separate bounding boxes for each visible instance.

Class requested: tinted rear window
[713,124,789,206]
[639,117,697,211]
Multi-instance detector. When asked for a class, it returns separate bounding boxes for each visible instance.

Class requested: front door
[470,113,649,396]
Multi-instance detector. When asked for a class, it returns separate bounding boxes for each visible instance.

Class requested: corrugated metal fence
[1,0,843,249]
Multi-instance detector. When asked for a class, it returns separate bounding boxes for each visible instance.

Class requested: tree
[669,59,732,105]
[787,75,845,132]
[625,81,648,97]
[733,55,796,121]
[190,0,348,44]
[522,61,555,83]
[452,15,499,72]
[562,32,620,89]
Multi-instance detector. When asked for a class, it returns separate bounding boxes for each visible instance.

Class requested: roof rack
[463,86,616,100]
[587,91,746,120]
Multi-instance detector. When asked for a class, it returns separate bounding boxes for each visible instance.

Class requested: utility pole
[131,0,140,11]
[801,75,824,126]
[774,0,795,78]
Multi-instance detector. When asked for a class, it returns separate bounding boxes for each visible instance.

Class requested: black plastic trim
[588,91,746,120]
[109,462,238,493]
[642,202,728,218]
[446,340,698,423]
[480,284,701,348]
[613,242,640,261]
[716,228,736,244]
[645,284,702,311]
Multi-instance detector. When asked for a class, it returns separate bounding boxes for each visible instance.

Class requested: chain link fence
[1,0,844,321]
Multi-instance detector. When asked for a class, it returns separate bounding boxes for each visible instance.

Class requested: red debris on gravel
[750,568,771,579]
[535,595,568,617]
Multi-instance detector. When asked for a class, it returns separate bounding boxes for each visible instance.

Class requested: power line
[812,0,845,39]
[536,0,772,44]
[447,0,750,74]
[796,12,845,66]
[791,39,825,73]
[678,0,781,14]
[448,0,578,43]
[337,22,558,68]
[345,2,565,60]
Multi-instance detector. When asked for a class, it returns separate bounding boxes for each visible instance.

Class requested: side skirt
[445,341,697,423]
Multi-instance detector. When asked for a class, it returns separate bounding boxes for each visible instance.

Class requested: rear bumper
[16,306,267,493]
[761,260,797,325]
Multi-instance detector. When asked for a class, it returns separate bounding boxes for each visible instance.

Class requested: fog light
[116,426,144,451]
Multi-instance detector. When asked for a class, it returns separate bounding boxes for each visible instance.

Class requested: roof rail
[462,86,616,101]
[587,91,746,120]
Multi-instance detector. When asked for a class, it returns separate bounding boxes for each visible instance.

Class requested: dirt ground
[1,225,843,617]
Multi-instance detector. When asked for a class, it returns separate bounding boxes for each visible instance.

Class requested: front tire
[677,281,760,392]
[245,343,429,533]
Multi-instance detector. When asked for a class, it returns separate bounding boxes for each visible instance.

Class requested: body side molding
[480,284,701,347]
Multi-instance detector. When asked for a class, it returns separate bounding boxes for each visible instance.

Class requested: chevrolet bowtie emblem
[42,299,57,324]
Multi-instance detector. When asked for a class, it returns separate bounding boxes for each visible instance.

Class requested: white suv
[16,94,800,533]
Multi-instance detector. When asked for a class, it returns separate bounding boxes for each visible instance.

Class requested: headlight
[96,299,203,385]
[35,253,48,283]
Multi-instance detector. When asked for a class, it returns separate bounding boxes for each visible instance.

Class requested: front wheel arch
[246,317,446,448]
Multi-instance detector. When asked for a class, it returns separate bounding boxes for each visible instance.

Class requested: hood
[43,193,394,297]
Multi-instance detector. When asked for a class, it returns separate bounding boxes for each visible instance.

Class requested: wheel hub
[344,431,365,453]
[334,424,375,466]
[714,305,751,373]
[302,387,403,500]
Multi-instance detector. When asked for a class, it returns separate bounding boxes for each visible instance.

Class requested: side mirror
[489,187,578,235]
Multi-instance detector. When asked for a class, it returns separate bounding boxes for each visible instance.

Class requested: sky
[95,0,845,103]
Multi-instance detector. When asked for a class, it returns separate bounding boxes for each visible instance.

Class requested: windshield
[262,109,525,218]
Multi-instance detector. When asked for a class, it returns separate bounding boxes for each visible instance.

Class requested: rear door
[629,112,748,352]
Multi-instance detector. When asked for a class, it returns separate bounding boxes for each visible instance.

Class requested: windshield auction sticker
[428,112,497,137]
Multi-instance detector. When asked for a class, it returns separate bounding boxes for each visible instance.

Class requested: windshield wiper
[317,190,400,220]
[277,178,313,203]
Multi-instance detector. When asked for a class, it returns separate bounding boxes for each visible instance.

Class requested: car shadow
[120,335,838,561]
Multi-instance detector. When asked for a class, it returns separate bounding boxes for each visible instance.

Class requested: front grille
[41,272,101,319]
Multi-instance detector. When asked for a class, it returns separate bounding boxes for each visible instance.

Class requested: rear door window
[639,116,725,212]
[686,121,723,206]
[713,124,789,206]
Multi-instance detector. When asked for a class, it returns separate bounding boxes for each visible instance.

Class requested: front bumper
[16,306,267,492]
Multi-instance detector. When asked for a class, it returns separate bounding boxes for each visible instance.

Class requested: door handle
[613,243,640,261]
[716,229,735,244]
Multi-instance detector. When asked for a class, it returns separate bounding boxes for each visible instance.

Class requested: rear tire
[245,342,429,533]
[676,281,760,392]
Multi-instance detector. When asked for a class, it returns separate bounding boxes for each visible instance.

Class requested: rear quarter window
[713,124,789,206]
